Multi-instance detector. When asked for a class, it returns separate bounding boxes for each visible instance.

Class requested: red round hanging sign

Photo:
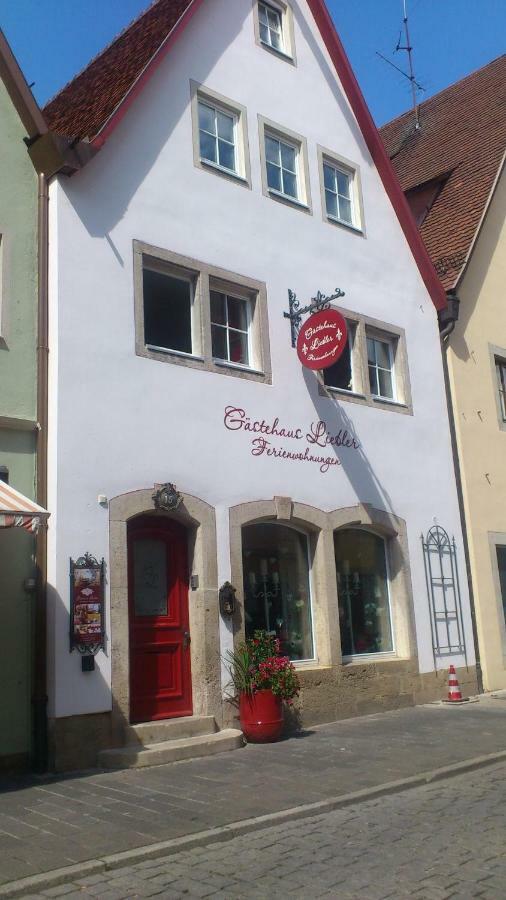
[296,308,347,370]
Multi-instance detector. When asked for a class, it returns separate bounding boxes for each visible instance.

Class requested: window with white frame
[210,290,251,367]
[323,321,356,392]
[198,100,237,174]
[143,265,195,356]
[134,242,271,383]
[367,333,396,401]
[258,2,283,51]
[265,133,299,200]
[323,162,354,226]
[495,357,506,422]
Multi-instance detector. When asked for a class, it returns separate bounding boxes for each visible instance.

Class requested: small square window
[367,334,396,401]
[198,101,237,174]
[254,1,295,62]
[259,118,311,212]
[143,266,194,356]
[211,290,251,367]
[495,357,506,422]
[323,322,356,392]
[323,162,353,226]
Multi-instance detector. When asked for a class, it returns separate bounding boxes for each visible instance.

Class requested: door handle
[183,631,191,650]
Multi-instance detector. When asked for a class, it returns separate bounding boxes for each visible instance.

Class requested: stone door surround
[109,488,221,741]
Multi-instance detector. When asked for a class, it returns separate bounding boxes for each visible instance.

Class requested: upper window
[367,333,396,401]
[334,529,394,657]
[495,357,506,422]
[134,242,271,383]
[259,117,311,212]
[211,290,251,368]
[190,82,251,188]
[265,134,298,200]
[242,522,314,662]
[259,2,283,50]
[143,266,195,357]
[323,322,356,392]
[198,101,237,174]
[318,147,364,233]
[254,1,296,62]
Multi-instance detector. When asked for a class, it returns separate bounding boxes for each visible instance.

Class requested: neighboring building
[42,0,477,772]
[0,32,42,770]
[381,55,506,692]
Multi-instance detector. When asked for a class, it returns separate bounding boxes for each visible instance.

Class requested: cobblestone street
[23,761,506,899]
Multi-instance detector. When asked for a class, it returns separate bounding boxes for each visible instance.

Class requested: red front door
[128,515,192,723]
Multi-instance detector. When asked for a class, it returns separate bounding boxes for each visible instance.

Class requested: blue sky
[1,0,504,125]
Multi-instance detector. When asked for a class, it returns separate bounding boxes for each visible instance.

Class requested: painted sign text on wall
[224,406,360,474]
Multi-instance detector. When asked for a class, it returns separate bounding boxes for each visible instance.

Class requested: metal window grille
[421,525,467,665]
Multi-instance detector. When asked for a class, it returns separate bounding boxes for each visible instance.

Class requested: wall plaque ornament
[296,308,348,370]
[152,483,183,511]
[70,552,105,657]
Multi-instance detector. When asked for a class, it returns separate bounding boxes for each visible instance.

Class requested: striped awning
[0,481,50,532]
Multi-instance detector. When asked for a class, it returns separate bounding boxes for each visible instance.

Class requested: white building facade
[45,0,477,770]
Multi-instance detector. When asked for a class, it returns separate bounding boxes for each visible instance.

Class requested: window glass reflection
[334,529,393,655]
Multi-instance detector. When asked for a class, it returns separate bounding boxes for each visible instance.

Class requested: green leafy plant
[225,630,300,703]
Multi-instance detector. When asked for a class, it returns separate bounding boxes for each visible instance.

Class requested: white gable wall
[47,0,473,719]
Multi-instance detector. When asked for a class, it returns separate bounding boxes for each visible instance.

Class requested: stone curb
[1,749,506,898]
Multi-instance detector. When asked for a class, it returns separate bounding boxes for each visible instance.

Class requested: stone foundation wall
[49,663,479,771]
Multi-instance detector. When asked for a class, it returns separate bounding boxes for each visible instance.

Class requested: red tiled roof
[43,0,193,142]
[380,55,506,290]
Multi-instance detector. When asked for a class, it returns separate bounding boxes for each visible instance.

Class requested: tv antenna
[376,0,424,129]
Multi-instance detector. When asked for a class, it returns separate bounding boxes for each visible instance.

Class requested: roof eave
[0,28,48,141]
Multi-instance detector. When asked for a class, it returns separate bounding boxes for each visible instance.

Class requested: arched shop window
[334,529,393,656]
[242,523,314,661]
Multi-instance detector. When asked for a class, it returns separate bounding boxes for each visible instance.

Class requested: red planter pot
[239,689,284,743]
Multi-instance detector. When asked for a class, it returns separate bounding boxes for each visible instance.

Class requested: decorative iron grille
[421,525,467,665]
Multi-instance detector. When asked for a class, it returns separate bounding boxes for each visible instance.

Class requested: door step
[124,715,217,746]
[98,728,244,770]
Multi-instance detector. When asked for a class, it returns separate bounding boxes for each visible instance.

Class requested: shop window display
[334,528,393,656]
[242,523,314,661]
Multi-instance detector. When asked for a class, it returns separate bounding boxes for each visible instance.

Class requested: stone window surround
[488,343,506,432]
[318,304,413,416]
[133,240,272,384]
[108,487,223,741]
[488,531,506,666]
[317,144,366,237]
[190,81,252,189]
[229,498,417,669]
[258,115,312,215]
[252,0,297,65]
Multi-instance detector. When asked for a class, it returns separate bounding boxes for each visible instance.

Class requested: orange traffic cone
[446,665,466,702]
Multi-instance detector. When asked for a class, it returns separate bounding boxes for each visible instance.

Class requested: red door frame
[128,515,192,723]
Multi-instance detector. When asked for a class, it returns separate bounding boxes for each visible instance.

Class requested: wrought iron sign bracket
[283,287,345,348]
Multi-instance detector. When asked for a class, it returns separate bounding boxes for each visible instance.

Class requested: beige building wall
[446,164,506,690]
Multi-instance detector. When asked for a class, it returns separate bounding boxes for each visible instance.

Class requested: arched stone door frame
[109,488,221,741]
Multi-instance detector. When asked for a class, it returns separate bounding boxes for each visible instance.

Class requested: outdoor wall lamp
[219,582,237,617]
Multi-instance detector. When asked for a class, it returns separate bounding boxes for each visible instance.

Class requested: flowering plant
[225,630,300,703]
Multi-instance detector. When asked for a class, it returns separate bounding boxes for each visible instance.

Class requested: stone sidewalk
[0,697,505,891]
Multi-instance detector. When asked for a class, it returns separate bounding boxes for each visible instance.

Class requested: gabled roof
[42,0,447,311]
[0,27,47,141]
[380,55,506,290]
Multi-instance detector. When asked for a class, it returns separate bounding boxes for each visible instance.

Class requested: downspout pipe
[34,172,49,772]
[439,289,483,693]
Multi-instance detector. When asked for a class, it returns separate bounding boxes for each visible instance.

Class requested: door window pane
[133,538,168,617]
[143,269,192,354]
[242,523,314,661]
[334,529,393,656]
